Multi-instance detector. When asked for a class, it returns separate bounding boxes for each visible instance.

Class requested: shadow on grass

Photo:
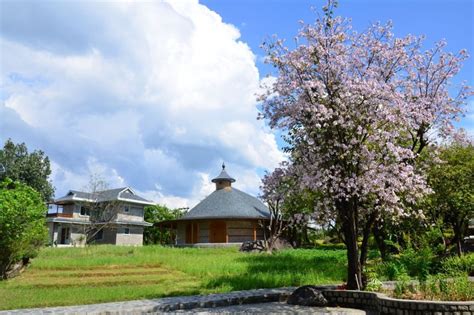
[205,250,346,291]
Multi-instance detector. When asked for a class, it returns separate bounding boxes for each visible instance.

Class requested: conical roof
[211,163,235,183]
[181,187,270,220]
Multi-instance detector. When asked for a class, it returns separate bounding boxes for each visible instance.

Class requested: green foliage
[0,139,54,201]
[143,205,183,245]
[427,143,474,255]
[0,246,346,310]
[378,261,408,281]
[0,178,48,279]
[419,274,473,301]
[393,273,415,298]
[365,277,383,292]
[441,253,474,276]
[372,245,439,281]
[313,242,347,250]
[398,247,435,281]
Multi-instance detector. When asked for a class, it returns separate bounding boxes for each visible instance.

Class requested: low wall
[322,290,474,315]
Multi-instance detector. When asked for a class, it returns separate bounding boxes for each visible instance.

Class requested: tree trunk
[454,222,463,257]
[338,200,362,290]
[373,222,387,261]
[360,212,376,270]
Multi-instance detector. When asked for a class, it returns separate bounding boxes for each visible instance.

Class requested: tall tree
[428,142,474,256]
[143,205,183,245]
[0,179,47,279]
[259,0,471,289]
[0,139,54,202]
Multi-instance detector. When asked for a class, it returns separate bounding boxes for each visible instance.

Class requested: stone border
[322,290,474,315]
[1,285,472,314]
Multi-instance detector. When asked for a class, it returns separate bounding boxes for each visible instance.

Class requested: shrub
[0,179,47,279]
[393,274,416,298]
[421,274,474,301]
[376,260,407,281]
[365,277,383,292]
[441,253,474,276]
[398,247,434,281]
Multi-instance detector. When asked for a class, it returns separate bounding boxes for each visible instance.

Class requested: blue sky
[0,0,472,208]
[203,0,473,133]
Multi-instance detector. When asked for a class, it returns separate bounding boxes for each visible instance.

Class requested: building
[47,187,154,246]
[160,164,270,245]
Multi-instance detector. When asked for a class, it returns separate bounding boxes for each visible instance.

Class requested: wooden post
[253,222,256,241]
[225,222,229,243]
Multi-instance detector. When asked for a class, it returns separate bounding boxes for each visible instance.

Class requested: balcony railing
[47,213,73,218]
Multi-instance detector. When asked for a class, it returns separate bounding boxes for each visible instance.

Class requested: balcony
[47,213,73,218]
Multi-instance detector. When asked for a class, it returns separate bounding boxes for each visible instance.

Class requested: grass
[0,246,346,310]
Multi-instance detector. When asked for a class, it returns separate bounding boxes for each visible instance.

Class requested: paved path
[0,286,368,315]
[0,288,297,314]
[177,302,368,314]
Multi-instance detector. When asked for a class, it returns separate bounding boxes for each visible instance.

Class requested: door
[60,227,70,244]
[185,223,199,244]
[209,221,227,243]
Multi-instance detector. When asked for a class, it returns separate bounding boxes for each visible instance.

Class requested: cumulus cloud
[0,0,284,207]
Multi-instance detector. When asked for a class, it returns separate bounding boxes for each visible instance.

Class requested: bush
[398,247,435,281]
[0,179,47,279]
[314,242,346,250]
[420,274,474,301]
[441,253,474,276]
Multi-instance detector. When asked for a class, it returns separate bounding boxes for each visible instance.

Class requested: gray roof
[55,187,154,205]
[181,187,270,220]
[46,217,152,226]
[211,164,236,183]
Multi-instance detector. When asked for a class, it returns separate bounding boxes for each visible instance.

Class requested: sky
[0,0,473,208]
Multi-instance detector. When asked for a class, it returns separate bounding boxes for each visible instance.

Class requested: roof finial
[222,162,225,170]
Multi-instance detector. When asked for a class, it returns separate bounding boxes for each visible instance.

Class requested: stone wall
[322,290,474,315]
[115,227,144,246]
[93,227,117,245]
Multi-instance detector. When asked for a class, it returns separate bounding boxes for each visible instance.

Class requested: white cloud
[0,0,284,206]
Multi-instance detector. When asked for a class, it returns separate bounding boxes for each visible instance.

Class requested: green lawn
[0,246,346,310]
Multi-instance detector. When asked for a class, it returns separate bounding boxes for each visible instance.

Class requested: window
[124,228,130,235]
[95,229,103,240]
[131,206,142,214]
[80,205,91,216]
[124,206,129,213]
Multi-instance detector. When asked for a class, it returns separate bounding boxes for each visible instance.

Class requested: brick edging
[323,290,474,315]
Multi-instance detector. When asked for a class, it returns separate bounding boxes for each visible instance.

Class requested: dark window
[95,229,103,240]
[124,228,130,235]
[124,206,129,213]
[80,205,90,216]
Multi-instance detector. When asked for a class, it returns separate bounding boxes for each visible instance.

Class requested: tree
[261,164,316,250]
[0,139,54,202]
[78,175,125,244]
[428,142,474,256]
[143,205,183,245]
[259,0,471,289]
[0,178,48,279]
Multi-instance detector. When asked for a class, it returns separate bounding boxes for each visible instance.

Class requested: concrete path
[177,302,368,314]
[0,286,369,315]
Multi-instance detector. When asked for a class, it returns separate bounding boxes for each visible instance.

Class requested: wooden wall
[176,219,265,244]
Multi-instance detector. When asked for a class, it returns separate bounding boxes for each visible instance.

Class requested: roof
[180,187,270,220]
[54,187,155,205]
[211,163,236,183]
[46,217,152,226]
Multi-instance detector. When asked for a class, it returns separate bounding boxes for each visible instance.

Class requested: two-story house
[47,187,154,246]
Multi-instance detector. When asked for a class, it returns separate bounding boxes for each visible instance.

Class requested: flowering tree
[259,1,471,289]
